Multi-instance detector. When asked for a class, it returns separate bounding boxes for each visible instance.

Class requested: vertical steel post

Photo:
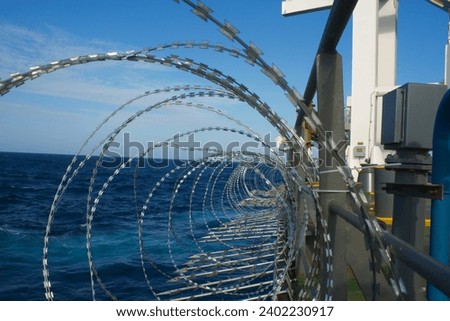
[291,0,357,300]
[387,150,430,300]
[316,52,348,300]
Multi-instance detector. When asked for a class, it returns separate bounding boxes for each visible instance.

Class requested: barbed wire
[0,0,403,301]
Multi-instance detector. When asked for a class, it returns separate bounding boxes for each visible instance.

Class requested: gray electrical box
[381,83,447,150]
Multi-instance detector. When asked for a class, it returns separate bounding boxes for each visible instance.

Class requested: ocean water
[0,153,237,300]
[0,152,280,301]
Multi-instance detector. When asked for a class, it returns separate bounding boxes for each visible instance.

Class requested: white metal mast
[282,0,398,178]
[346,0,398,174]
[283,0,450,179]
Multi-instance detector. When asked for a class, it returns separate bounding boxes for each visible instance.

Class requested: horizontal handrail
[329,201,450,298]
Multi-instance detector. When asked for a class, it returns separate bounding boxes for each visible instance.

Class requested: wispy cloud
[0,22,268,108]
[0,22,271,154]
[0,23,181,101]
[0,23,126,74]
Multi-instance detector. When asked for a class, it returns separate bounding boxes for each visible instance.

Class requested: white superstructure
[282,0,449,179]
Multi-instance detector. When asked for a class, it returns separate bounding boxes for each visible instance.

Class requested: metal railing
[302,0,450,300]
[329,202,450,298]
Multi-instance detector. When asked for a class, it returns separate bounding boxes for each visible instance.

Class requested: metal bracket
[384,183,444,200]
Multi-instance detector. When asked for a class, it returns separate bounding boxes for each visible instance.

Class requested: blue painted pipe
[428,89,450,300]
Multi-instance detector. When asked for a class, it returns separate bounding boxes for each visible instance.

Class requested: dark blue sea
[0,151,258,301]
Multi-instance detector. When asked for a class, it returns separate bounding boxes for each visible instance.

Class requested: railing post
[316,52,348,300]
[385,150,430,300]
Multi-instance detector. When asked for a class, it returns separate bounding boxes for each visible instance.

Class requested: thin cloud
[0,23,122,73]
[0,22,195,104]
[0,22,274,154]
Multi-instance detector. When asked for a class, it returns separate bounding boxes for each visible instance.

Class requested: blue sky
[0,0,448,156]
